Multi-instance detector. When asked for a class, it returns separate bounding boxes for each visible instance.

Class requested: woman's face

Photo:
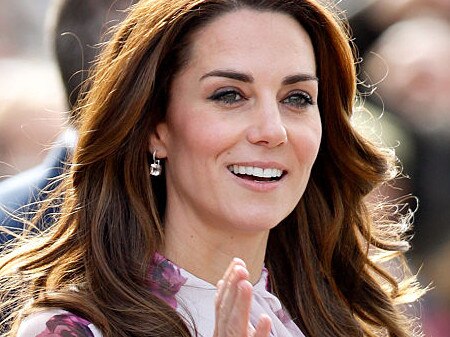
[152,9,321,233]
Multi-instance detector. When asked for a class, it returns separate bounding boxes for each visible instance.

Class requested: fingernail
[217,279,224,290]
[233,265,249,280]
[233,257,246,267]
[237,279,250,293]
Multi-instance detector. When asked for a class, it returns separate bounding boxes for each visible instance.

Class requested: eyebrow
[199,69,319,84]
[282,74,319,85]
[200,70,254,83]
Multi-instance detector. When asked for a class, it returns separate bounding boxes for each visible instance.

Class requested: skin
[214,258,272,337]
[150,9,321,335]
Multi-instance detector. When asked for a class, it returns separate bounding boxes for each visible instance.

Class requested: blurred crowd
[0,0,449,335]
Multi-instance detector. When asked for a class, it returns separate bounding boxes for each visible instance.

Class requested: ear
[149,122,169,158]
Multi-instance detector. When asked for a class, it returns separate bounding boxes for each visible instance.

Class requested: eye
[208,88,245,105]
[281,91,314,109]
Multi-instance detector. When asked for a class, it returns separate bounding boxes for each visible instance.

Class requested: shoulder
[0,145,70,245]
[0,163,50,245]
[0,163,47,245]
[0,144,69,204]
[0,130,75,208]
[16,309,102,337]
[0,164,48,207]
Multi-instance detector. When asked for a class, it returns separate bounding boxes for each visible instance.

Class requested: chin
[229,212,290,233]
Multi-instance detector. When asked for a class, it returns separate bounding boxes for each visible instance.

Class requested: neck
[162,214,269,285]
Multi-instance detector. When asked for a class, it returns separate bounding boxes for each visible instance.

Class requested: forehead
[185,8,316,75]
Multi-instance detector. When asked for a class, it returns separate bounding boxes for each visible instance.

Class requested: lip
[226,161,288,192]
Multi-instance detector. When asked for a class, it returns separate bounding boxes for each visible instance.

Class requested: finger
[216,258,246,307]
[214,258,248,336]
[252,314,272,337]
[215,279,225,308]
[216,265,249,322]
[225,279,253,335]
[214,277,229,335]
[222,257,247,285]
[214,279,224,336]
[215,266,250,335]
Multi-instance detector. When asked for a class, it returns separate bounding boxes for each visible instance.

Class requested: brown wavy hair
[0,0,424,336]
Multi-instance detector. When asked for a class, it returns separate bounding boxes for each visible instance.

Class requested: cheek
[293,121,322,164]
[164,129,214,172]
[169,111,238,157]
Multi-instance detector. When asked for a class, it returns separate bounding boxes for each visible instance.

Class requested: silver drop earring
[150,150,162,176]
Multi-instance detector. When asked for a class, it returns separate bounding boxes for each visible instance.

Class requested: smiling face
[151,9,322,234]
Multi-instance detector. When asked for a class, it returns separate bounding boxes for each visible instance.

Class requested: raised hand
[213,258,272,337]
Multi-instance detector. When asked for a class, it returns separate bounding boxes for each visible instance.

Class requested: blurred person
[364,15,450,337]
[365,15,450,255]
[0,59,66,179]
[50,0,138,108]
[347,0,450,59]
[344,0,450,264]
[342,2,450,336]
[0,1,425,336]
[0,0,136,245]
[0,0,52,58]
[366,16,450,135]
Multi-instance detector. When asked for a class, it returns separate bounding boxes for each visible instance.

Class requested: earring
[150,150,162,176]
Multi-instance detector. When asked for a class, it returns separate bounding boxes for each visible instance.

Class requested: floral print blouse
[16,253,305,337]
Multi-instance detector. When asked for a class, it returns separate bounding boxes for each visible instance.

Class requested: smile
[227,165,285,182]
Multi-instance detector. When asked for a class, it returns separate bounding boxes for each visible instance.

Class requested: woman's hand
[213,258,272,337]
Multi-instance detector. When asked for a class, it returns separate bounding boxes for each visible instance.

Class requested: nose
[246,101,287,148]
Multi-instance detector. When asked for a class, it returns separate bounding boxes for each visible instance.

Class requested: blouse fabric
[16,253,305,337]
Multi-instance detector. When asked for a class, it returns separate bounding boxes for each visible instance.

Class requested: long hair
[0,1,423,336]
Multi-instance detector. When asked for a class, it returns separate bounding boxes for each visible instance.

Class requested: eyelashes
[208,88,246,105]
[281,91,314,109]
[207,88,315,109]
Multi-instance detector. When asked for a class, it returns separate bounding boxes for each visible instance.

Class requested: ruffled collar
[148,252,188,308]
[148,252,271,308]
[147,253,305,337]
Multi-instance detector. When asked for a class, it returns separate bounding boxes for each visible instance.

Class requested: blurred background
[0,0,66,180]
[347,1,450,336]
[0,0,449,335]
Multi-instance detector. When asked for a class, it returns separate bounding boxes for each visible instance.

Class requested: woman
[0,0,423,336]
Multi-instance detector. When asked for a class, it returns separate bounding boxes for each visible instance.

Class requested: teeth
[263,168,273,178]
[253,167,263,177]
[228,165,283,178]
